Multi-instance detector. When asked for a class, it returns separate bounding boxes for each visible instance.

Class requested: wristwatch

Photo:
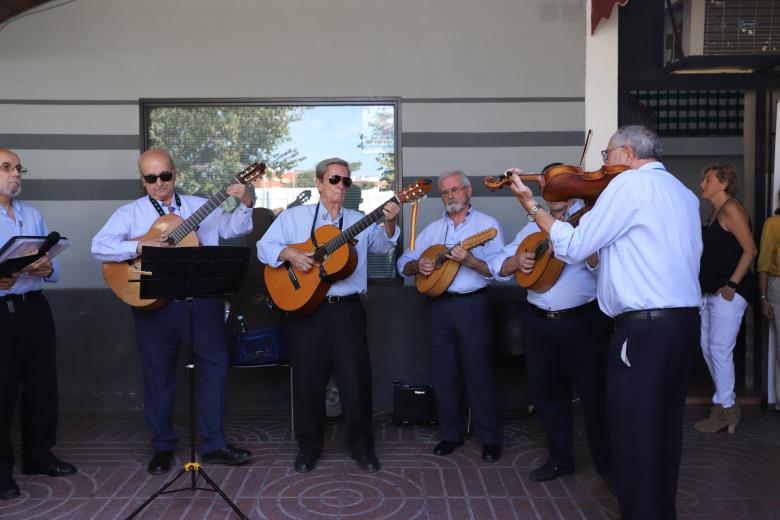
[527,205,541,222]
[726,280,738,289]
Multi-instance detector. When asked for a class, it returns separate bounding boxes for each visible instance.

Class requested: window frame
[139,97,404,283]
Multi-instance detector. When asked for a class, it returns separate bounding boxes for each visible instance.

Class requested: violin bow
[578,129,592,169]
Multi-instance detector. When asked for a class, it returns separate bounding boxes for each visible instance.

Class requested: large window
[141,100,400,279]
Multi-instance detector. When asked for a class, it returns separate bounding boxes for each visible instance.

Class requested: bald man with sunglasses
[91,148,254,475]
[258,157,399,474]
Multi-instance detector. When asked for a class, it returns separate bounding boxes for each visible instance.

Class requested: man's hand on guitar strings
[279,247,315,272]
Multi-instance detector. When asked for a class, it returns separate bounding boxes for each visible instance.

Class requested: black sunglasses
[142,171,174,184]
[327,174,352,187]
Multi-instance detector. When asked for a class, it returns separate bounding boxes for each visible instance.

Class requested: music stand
[124,246,250,520]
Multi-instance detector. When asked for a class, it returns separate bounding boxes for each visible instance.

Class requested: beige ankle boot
[723,403,740,433]
[694,404,725,433]
[694,403,739,433]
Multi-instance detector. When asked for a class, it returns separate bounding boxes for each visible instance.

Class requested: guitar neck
[313,195,399,262]
[435,232,494,264]
[565,206,588,227]
[166,179,237,244]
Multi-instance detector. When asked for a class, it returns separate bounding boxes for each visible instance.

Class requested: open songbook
[0,232,69,277]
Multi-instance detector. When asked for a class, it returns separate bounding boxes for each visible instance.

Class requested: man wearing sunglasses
[397,170,505,463]
[0,149,76,500]
[92,148,254,475]
[258,157,400,474]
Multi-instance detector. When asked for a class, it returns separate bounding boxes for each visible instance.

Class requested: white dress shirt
[0,199,59,295]
[397,206,504,293]
[490,201,596,311]
[257,203,399,296]
[549,162,702,317]
[91,194,253,262]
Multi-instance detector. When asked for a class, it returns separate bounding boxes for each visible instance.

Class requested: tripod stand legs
[124,298,248,520]
[124,462,248,520]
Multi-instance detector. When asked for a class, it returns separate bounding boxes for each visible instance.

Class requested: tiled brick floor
[2,406,779,519]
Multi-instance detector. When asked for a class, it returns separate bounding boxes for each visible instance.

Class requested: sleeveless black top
[699,199,755,302]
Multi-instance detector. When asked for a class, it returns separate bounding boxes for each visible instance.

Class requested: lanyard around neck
[149,192,182,217]
[309,201,343,247]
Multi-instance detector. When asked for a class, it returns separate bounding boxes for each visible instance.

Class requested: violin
[483,163,629,205]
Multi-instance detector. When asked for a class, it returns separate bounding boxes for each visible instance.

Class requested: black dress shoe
[433,440,464,456]
[202,444,252,465]
[351,449,380,473]
[529,462,574,482]
[294,451,319,473]
[0,479,20,500]
[22,456,77,477]
[147,450,174,475]
[482,444,502,463]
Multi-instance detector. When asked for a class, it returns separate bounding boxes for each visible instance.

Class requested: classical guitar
[286,189,312,209]
[272,189,312,216]
[264,179,433,315]
[415,227,498,297]
[102,162,266,309]
[515,206,587,291]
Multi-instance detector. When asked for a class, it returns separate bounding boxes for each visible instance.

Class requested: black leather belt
[442,288,485,299]
[0,290,42,314]
[0,290,42,303]
[325,294,361,304]
[615,307,699,323]
[529,299,598,320]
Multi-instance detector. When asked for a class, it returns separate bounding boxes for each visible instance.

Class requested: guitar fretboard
[167,176,239,245]
[312,196,399,262]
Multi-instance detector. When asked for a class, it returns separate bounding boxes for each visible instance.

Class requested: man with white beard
[397,170,505,462]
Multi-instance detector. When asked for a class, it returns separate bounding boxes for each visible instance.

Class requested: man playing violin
[92,149,255,475]
[257,157,399,474]
[489,189,612,486]
[508,125,702,520]
[397,170,505,463]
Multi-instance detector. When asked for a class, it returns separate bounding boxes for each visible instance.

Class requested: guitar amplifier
[393,382,437,425]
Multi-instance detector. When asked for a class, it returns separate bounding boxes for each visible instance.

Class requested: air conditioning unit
[664,0,779,72]
[668,0,779,57]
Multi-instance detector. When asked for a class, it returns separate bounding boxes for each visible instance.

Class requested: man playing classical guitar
[91,149,254,475]
[489,195,612,486]
[397,170,505,462]
[257,157,399,474]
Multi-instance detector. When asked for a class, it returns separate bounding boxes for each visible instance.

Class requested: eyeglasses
[440,186,464,197]
[0,162,27,174]
[327,174,352,187]
[142,171,174,184]
[600,146,623,162]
